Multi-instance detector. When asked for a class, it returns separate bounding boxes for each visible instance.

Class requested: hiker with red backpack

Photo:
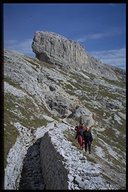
[75,120,93,153]
[75,122,86,150]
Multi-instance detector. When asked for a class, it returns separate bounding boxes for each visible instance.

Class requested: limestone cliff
[32,31,125,80]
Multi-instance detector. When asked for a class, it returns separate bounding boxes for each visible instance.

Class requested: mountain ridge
[4,31,126,189]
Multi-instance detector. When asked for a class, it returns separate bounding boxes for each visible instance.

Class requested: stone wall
[40,132,69,190]
[19,132,69,190]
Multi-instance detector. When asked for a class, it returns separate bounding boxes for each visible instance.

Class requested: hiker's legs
[88,141,91,154]
[84,141,87,152]
[78,136,83,149]
[82,138,85,149]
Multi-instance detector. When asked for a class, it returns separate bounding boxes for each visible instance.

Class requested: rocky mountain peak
[32,31,87,68]
[32,31,125,81]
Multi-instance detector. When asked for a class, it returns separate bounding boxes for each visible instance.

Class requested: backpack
[79,128,84,136]
[83,130,93,142]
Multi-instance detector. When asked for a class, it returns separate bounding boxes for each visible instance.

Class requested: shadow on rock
[19,138,45,190]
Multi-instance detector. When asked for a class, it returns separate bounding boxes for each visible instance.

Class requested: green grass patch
[4,77,23,91]
[85,154,97,164]
[4,125,19,168]
[23,57,40,67]
[19,117,48,129]
[64,130,80,149]
[101,172,115,185]
[64,82,74,90]
[4,90,57,129]
[102,77,126,89]
[98,87,121,100]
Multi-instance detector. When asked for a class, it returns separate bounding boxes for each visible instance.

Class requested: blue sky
[4,3,126,69]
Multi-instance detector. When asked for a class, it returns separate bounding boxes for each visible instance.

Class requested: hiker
[83,126,93,154]
[75,123,85,150]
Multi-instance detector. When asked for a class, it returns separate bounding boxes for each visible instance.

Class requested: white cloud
[4,39,34,57]
[76,33,109,42]
[76,30,122,42]
[90,48,126,69]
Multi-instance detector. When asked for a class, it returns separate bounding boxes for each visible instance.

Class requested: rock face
[32,31,88,68]
[32,31,125,80]
[40,132,69,190]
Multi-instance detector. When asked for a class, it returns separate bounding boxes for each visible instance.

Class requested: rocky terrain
[4,31,126,189]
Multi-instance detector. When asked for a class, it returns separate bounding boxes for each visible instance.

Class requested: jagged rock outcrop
[40,132,69,190]
[32,31,88,68]
[32,31,125,80]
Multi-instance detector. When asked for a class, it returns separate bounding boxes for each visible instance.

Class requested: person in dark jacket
[83,127,93,154]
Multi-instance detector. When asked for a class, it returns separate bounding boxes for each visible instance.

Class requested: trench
[19,131,69,190]
[19,138,45,190]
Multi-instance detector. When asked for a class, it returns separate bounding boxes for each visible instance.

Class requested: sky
[4,3,126,69]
